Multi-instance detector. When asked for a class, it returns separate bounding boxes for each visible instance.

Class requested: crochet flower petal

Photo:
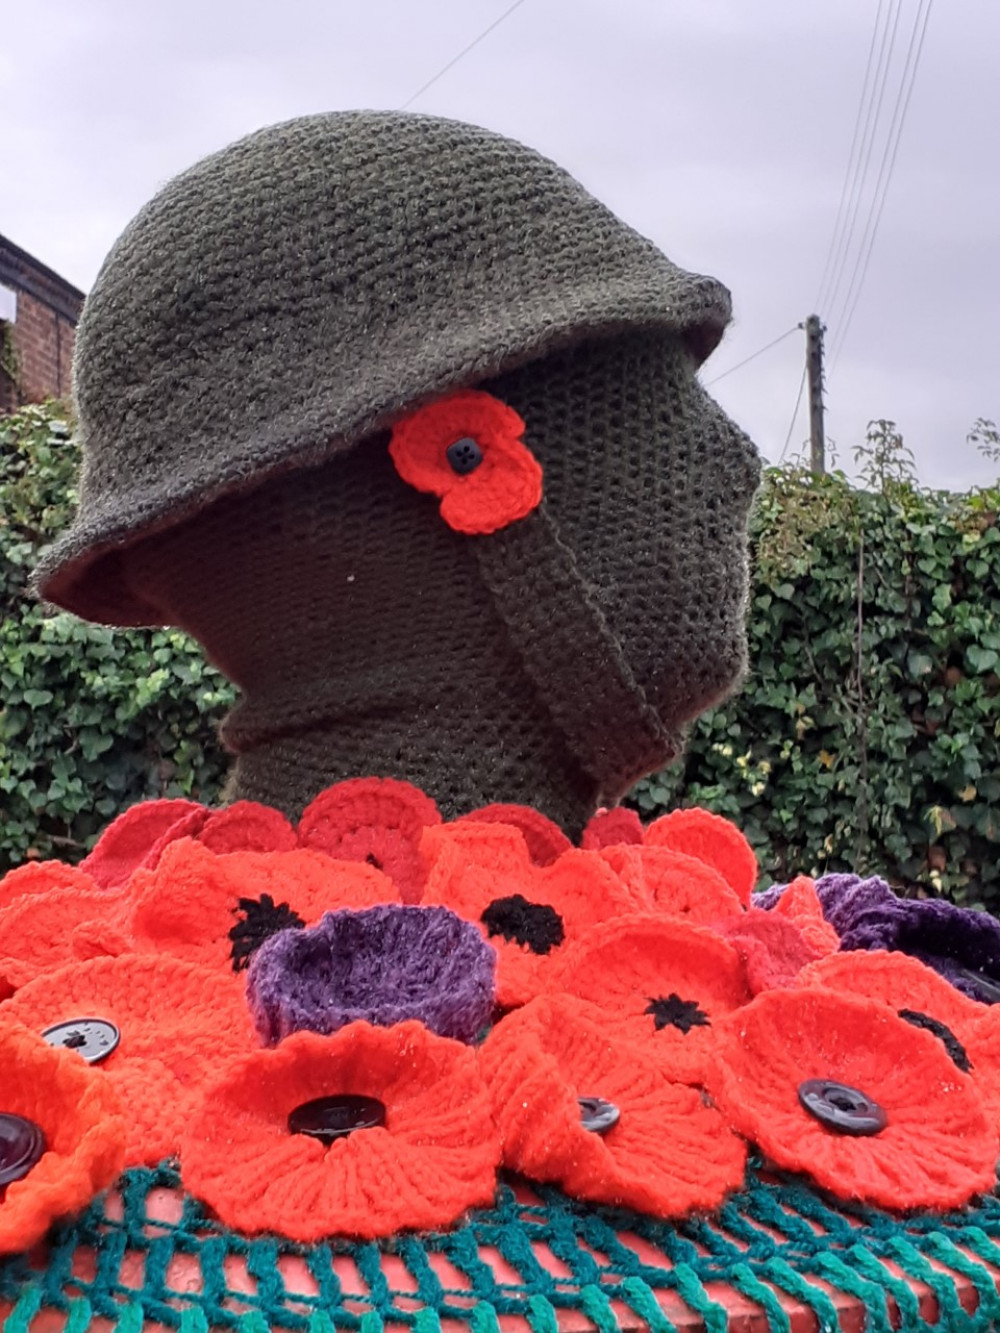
[2,955,256,1166]
[0,1019,125,1254]
[715,909,827,993]
[247,905,496,1045]
[421,823,639,1007]
[298,778,441,904]
[549,914,751,1083]
[579,807,644,850]
[457,804,572,865]
[480,995,746,1217]
[180,1022,499,1240]
[771,875,839,955]
[597,845,743,924]
[388,390,542,535]
[644,808,758,906]
[710,988,997,1210]
[129,839,399,974]
[80,798,205,889]
[0,887,131,994]
[0,860,100,912]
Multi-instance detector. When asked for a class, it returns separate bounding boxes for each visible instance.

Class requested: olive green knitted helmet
[35,110,731,625]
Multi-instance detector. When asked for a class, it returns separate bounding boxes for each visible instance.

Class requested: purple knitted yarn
[246,904,497,1045]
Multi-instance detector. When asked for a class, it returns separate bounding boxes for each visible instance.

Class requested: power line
[399,0,529,111]
[703,325,799,387]
[778,364,808,465]
[831,0,934,365]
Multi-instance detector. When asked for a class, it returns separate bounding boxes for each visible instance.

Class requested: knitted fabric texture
[643,807,759,906]
[480,994,747,1216]
[0,1020,125,1255]
[36,111,731,624]
[245,904,496,1045]
[1,955,256,1165]
[179,1022,500,1241]
[596,843,744,923]
[0,884,131,994]
[80,798,206,888]
[714,908,831,994]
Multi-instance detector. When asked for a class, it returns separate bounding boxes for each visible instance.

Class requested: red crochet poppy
[297,778,441,904]
[80,798,206,888]
[388,390,543,534]
[0,860,100,911]
[597,845,744,925]
[180,1021,500,1240]
[0,1019,125,1254]
[549,915,751,1084]
[770,875,840,955]
[580,807,644,851]
[0,885,131,994]
[129,839,399,974]
[2,955,256,1166]
[710,988,997,1210]
[420,822,641,1008]
[457,804,572,866]
[480,994,746,1217]
[644,808,758,907]
[715,908,828,993]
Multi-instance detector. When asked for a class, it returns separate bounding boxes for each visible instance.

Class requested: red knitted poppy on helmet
[548,914,751,1084]
[80,798,207,889]
[771,875,839,955]
[709,988,997,1210]
[388,390,542,534]
[597,844,744,925]
[1,955,256,1166]
[0,1019,126,1254]
[128,838,399,975]
[0,885,131,995]
[0,859,101,911]
[644,808,758,907]
[480,994,746,1216]
[715,908,828,994]
[420,822,642,1008]
[180,1021,499,1240]
[456,804,572,866]
[580,807,644,851]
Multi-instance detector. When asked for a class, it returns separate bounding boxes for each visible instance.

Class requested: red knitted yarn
[80,799,205,889]
[193,802,299,856]
[797,950,985,1034]
[1,955,256,1166]
[480,994,746,1216]
[710,988,997,1210]
[297,778,441,904]
[644,809,757,907]
[597,845,743,924]
[771,875,839,955]
[180,1021,499,1240]
[388,390,542,535]
[0,860,100,911]
[961,1008,1000,1138]
[549,914,751,1083]
[715,909,827,993]
[457,805,572,865]
[0,1019,125,1254]
[421,823,640,1008]
[129,839,399,974]
[0,886,131,993]
[580,807,644,850]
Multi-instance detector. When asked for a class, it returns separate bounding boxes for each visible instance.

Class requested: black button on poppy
[578,1096,620,1135]
[288,1095,387,1144]
[42,1018,121,1065]
[798,1079,887,1136]
[446,437,483,475]
[0,1112,46,1188]
[480,894,565,954]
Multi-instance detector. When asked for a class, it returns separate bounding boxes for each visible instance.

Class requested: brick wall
[0,234,84,413]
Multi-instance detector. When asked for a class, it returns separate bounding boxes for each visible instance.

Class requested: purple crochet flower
[246,903,497,1045]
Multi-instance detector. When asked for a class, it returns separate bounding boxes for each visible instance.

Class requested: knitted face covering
[124,330,759,832]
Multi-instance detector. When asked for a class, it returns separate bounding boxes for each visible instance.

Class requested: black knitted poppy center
[480,894,565,954]
[645,994,710,1035]
[898,1008,972,1072]
[229,894,306,972]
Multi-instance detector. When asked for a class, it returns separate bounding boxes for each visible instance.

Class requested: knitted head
[34,112,761,832]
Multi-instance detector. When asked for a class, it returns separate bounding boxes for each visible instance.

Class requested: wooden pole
[806,314,826,475]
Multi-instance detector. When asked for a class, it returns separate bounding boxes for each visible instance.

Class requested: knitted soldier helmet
[34,112,761,832]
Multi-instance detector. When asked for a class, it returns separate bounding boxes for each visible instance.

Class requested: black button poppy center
[42,1018,121,1065]
[229,894,305,972]
[645,994,710,1034]
[798,1079,887,1136]
[898,1008,972,1072]
[288,1095,387,1144]
[446,437,483,475]
[0,1112,46,1190]
[480,894,565,954]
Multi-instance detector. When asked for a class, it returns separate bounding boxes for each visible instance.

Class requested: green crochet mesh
[3,1160,1000,1332]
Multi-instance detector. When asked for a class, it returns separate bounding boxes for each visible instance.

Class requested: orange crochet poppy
[644,808,758,907]
[1,955,256,1166]
[388,390,543,535]
[129,839,399,974]
[480,994,747,1217]
[0,885,131,995]
[0,859,100,911]
[0,1019,125,1254]
[710,988,997,1210]
[597,845,744,925]
[580,807,644,850]
[80,797,206,888]
[420,822,641,1008]
[180,1021,500,1241]
[771,875,840,955]
[456,804,572,866]
[549,914,751,1084]
[297,778,441,904]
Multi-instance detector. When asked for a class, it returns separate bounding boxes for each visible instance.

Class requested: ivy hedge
[2,404,999,908]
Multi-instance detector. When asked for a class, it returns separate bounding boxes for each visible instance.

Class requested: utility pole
[805,314,826,476]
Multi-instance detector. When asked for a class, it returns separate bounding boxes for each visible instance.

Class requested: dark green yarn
[6,1163,1000,1331]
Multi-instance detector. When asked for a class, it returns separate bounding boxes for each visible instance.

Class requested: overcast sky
[2,0,997,488]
